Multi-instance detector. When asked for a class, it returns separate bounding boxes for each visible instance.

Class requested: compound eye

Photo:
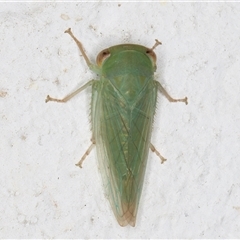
[96,49,111,66]
[145,48,157,65]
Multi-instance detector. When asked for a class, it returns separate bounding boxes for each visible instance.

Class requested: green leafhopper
[46,28,188,227]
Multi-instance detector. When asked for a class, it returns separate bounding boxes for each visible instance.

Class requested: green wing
[92,77,157,227]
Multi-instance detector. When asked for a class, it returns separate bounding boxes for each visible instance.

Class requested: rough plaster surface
[1,2,240,238]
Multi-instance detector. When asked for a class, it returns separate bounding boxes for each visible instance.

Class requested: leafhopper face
[46,28,188,227]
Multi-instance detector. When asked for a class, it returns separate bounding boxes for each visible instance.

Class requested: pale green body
[92,44,158,226]
[46,28,187,227]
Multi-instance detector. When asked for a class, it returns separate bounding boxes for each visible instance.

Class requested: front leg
[45,80,96,103]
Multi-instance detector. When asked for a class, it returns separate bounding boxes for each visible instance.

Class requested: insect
[46,28,188,227]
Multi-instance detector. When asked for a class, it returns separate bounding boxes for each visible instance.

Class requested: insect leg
[156,81,188,105]
[65,28,98,72]
[75,138,96,168]
[45,80,95,103]
[150,39,162,50]
[150,143,167,164]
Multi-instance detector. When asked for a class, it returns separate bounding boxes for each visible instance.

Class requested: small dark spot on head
[96,49,111,66]
[102,51,108,55]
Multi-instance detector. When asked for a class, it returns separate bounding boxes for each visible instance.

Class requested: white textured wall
[1,2,240,238]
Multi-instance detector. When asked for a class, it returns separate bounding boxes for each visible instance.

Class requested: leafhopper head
[96,43,159,70]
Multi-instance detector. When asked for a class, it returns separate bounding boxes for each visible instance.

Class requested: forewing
[92,79,157,226]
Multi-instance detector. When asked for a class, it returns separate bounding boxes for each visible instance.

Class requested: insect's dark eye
[96,49,111,66]
[145,49,157,65]
[102,51,108,55]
